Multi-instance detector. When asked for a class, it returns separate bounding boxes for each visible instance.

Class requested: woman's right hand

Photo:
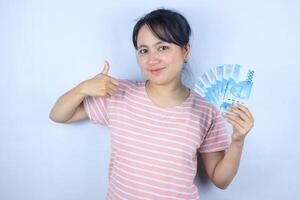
[80,60,120,98]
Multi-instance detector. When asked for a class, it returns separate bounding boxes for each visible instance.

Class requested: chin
[147,76,172,85]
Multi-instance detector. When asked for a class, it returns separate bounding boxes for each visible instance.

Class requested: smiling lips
[150,67,165,73]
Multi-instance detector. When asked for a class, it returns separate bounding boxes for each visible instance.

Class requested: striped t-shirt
[83,79,230,200]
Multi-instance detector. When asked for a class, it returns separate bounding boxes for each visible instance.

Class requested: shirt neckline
[141,80,193,111]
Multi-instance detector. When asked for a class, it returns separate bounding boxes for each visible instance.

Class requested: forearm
[49,82,86,123]
[212,139,245,189]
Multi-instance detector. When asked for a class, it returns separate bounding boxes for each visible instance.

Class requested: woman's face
[136,25,189,85]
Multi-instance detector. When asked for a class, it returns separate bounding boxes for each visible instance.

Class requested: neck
[146,79,189,100]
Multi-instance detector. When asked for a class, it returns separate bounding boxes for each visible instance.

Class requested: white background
[1,0,300,199]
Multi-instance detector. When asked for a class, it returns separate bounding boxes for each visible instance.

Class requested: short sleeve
[83,96,109,125]
[198,109,230,153]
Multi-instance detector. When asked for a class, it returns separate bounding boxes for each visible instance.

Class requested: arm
[49,82,88,123]
[201,140,244,189]
[49,60,119,124]
[200,103,254,189]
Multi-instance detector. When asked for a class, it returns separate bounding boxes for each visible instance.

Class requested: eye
[158,46,169,51]
[138,49,148,54]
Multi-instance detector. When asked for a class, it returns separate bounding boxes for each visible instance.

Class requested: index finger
[235,103,254,121]
[110,77,120,86]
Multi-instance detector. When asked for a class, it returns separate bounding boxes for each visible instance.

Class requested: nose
[148,50,160,65]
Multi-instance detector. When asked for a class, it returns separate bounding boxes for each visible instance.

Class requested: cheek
[166,54,184,70]
[138,56,147,68]
[165,50,184,63]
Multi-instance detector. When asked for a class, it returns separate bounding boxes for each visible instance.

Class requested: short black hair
[132,8,191,50]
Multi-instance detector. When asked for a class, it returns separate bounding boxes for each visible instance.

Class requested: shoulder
[190,90,220,120]
[113,79,145,98]
[116,79,144,91]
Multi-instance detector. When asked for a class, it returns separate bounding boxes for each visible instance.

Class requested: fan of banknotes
[193,64,254,113]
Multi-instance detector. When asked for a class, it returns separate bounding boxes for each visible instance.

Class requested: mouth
[149,67,166,73]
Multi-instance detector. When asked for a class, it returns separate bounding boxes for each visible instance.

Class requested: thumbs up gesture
[80,60,120,98]
[101,60,110,74]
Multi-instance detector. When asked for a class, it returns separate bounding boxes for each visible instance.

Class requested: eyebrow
[137,41,167,50]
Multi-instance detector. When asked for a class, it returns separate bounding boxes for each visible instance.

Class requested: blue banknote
[194,64,254,114]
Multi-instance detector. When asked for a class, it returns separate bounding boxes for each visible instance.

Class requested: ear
[183,43,191,59]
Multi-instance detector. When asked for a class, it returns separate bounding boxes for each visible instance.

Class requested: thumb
[101,60,110,74]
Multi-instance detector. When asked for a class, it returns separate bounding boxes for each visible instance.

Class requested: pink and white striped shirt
[83,79,230,200]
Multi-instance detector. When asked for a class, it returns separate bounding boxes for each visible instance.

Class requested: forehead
[136,25,163,46]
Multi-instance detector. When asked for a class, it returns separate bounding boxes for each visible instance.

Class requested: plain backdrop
[1,0,300,199]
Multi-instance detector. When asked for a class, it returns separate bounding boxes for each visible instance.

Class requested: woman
[50,8,254,200]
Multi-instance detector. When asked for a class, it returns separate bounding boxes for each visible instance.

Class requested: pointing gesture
[81,60,120,98]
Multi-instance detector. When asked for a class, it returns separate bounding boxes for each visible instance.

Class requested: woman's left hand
[225,103,255,143]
